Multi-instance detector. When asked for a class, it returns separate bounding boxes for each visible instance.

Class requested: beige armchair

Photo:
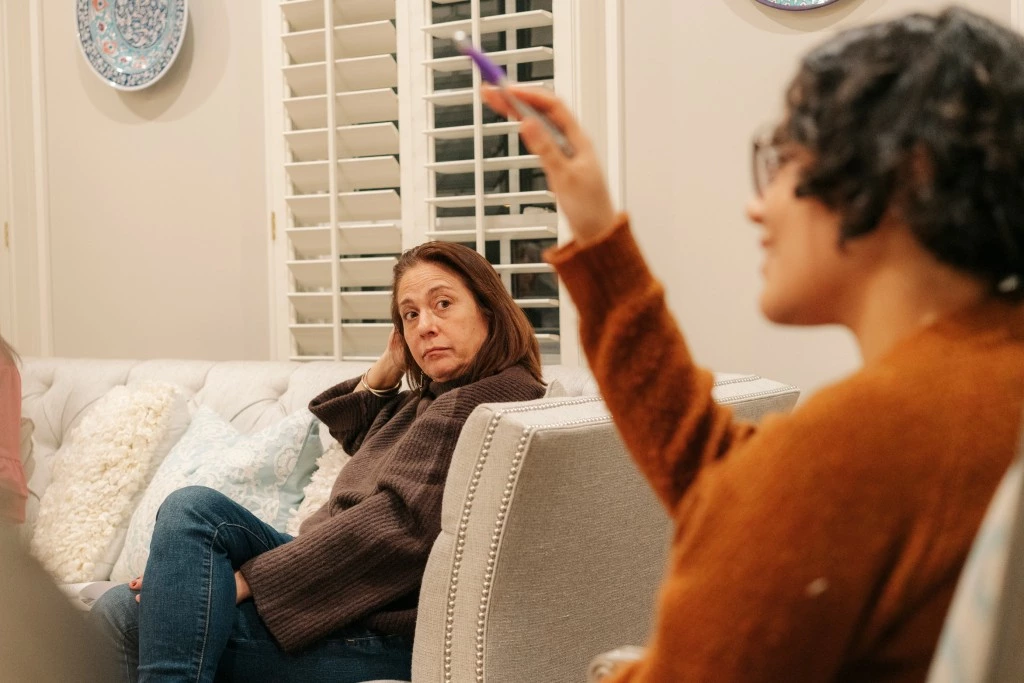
[401,371,798,683]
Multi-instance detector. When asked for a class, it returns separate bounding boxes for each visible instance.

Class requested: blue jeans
[88,486,413,683]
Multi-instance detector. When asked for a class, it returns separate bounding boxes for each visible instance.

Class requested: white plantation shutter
[268,0,604,363]
[412,0,563,363]
[278,0,402,361]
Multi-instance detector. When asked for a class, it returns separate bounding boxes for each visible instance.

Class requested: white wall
[621,0,1013,398]
[15,1,270,360]
[5,1,1016,371]
[2,1,44,356]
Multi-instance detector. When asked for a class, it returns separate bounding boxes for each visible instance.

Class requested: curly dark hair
[783,7,1024,299]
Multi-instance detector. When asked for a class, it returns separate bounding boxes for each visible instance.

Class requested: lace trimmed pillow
[111,406,322,582]
[29,383,190,584]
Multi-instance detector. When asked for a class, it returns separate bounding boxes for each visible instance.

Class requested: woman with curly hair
[486,7,1024,682]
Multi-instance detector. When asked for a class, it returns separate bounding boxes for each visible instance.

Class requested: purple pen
[452,30,575,158]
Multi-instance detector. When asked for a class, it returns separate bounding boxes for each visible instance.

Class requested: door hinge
[271,211,277,242]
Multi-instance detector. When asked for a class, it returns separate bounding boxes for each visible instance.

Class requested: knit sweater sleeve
[240,405,463,652]
[546,216,757,511]
[308,376,406,454]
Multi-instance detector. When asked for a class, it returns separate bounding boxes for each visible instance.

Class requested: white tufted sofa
[19,357,799,682]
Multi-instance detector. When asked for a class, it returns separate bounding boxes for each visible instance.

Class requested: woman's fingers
[483,87,569,185]
[482,84,616,243]
[503,87,581,141]
[483,85,615,243]
[516,117,568,175]
[130,575,142,590]
[481,86,514,119]
[483,85,588,156]
[386,329,406,373]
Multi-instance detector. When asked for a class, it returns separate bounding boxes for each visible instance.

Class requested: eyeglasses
[751,126,790,197]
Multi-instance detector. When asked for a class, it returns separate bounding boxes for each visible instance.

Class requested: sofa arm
[588,646,646,682]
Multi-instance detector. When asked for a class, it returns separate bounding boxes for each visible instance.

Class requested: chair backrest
[927,421,1024,683]
[413,395,668,683]
[411,373,800,683]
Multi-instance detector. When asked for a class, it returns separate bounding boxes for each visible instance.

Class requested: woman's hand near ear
[482,86,618,246]
[362,329,406,392]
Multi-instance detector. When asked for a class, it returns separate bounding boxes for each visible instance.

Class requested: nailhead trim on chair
[443,396,605,683]
[475,411,612,681]
[711,374,760,386]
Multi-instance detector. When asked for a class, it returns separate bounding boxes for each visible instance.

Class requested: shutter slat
[426,154,541,174]
[334,20,397,58]
[423,10,553,39]
[424,190,555,209]
[424,46,553,74]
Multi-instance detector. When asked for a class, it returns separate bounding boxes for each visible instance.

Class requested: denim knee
[154,485,227,531]
[89,584,139,641]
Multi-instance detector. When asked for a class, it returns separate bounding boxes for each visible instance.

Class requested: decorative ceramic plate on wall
[76,0,188,91]
[756,0,843,9]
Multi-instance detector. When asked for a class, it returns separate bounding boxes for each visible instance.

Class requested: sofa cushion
[29,382,190,583]
[111,407,322,581]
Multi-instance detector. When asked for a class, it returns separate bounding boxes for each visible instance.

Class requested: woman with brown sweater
[90,242,546,682]
[485,7,1024,682]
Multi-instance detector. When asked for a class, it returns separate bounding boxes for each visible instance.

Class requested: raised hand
[482,86,618,246]
[363,328,406,392]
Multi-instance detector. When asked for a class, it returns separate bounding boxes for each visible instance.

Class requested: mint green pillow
[110,407,322,582]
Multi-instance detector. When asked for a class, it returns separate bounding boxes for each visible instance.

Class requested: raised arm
[484,87,756,509]
[309,329,409,453]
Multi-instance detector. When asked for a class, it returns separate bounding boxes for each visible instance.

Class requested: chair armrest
[588,646,646,682]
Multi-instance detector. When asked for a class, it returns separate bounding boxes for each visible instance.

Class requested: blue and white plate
[756,0,843,9]
[76,0,188,91]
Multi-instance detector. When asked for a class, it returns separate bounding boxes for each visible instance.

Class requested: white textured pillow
[111,407,321,582]
[285,439,351,536]
[29,383,190,584]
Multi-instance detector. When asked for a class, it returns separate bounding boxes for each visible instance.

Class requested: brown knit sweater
[547,217,1024,683]
[240,365,545,653]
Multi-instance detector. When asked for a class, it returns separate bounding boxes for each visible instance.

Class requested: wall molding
[0,1,13,342]
[28,0,53,355]
[605,0,625,210]
[262,0,287,360]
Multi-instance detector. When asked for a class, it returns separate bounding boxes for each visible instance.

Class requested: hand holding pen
[453,31,575,158]
[454,31,618,245]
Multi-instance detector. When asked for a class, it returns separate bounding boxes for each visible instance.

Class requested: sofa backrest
[19,358,372,532]
[20,358,369,460]
[18,358,797,538]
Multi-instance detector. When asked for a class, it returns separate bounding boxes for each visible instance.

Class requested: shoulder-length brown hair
[390,241,543,390]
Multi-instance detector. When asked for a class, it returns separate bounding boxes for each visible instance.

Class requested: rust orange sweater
[548,217,1024,683]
